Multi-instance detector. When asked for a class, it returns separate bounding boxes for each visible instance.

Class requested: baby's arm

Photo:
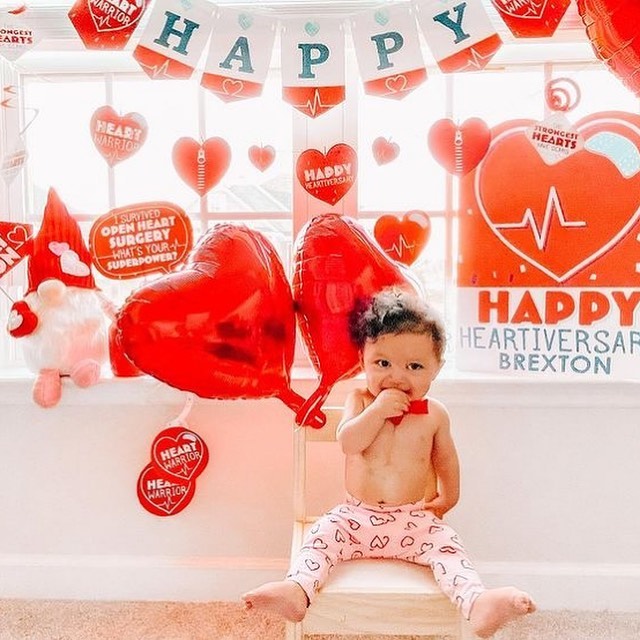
[424,401,460,519]
[337,387,409,455]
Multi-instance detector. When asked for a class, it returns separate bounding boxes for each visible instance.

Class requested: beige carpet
[0,600,638,639]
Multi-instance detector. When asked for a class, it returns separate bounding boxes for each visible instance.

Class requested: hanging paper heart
[374,211,431,266]
[116,224,325,428]
[137,463,196,517]
[90,106,148,167]
[296,143,357,205]
[372,137,400,165]
[172,137,232,197]
[577,0,640,97]
[428,118,491,177]
[68,0,148,50]
[248,144,276,172]
[151,426,209,483]
[292,214,415,425]
[491,0,571,38]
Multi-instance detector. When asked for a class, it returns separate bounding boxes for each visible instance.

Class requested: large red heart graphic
[474,112,640,283]
[577,0,640,97]
[296,144,357,205]
[172,137,232,197]
[292,214,414,425]
[428,118,491,177]
[151,426,209,483]
[491,0,570,37]
[116,224,325,428]
[90,106,147,167]
[374,211,431,266]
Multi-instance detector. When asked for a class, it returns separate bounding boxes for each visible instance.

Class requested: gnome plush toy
[6,188,114,407]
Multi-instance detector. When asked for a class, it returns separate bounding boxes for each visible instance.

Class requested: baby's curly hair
[349,288,446,363]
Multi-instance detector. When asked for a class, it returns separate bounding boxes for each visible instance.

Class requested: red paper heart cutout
[374,211,431,266]
[151,426,209,482]
[428,118,491,177]
[172,137,231,197]
[473,113,640,283]
[372,137,400,165]
[577,0,640,97]
[292,214,415,425]
[248,144,275,172]
[90,106,147,167]
[116,224,325,427]
[296,144,357,205]
[137,463,195,517]
[491,0,570,37]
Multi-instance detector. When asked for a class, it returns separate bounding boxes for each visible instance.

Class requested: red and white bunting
[350,4,427,99]
[281,16,346,119]
[201,6,276,102]
[0,12,39,61]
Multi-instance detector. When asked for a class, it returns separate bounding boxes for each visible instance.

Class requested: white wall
[1,373,639,611]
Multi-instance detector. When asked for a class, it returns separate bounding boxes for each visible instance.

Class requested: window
[1,2,637,373]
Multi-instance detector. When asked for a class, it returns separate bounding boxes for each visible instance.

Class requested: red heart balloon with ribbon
[374,211,431,266]
[90,106,148,167]
[292,214,415,425]
[428,118,491,176]
[248,144,276,172]
[296,143,358,205]
[116,223,325,428]
[172,137,232,197]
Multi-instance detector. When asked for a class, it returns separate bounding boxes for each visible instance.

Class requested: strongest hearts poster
[456,111,640,379]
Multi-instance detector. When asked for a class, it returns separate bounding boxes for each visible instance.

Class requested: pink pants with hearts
[286,494,485,619]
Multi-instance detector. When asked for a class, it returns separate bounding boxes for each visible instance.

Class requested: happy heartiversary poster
[457,111,640,379]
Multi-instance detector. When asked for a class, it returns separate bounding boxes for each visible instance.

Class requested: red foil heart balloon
[172,137,232,197]
[374,211,431,266]
[577,0,640,97]
[292,214,415,425]
[116,224,325,427]
[428,118,491,176]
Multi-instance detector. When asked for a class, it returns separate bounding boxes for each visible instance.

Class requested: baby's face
[361,331,443,400]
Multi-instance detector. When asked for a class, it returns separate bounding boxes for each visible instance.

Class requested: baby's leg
[469,586,536,638]
[242,580,308,622]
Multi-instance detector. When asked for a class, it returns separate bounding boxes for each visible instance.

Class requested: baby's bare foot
[469,586,536,638]
[242,580,308,622]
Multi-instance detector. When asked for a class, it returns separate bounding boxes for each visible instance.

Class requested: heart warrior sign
[456,111,640,379]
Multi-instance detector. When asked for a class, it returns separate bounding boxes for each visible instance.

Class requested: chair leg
[284,620,303,640]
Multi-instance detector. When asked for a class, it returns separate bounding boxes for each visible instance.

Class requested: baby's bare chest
[363,418,435,465]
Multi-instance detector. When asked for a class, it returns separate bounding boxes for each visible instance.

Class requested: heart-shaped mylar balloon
[292,214,415,425]
[90,106,148,166]
[172,137,232,197]
[428,118,491,177]
[577,0,640,97]
[116,224,325,427]
[374,211,431,266]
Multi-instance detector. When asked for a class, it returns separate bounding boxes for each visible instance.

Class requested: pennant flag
[201,6,276,102]
[68,0,149,50]
[281,17,346,119]
[0,11,39,61]
[415,0,502,73]
[133,0,214,80]
[350,4,427,99]
[0,221,33,279]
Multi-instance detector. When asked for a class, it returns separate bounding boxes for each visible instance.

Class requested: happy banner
[350,3,427,99]
[457,110,640,379]
[281,16,346,118]
[201,6,276,102]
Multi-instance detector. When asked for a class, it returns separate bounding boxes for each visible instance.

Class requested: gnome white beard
[21,286,109,375]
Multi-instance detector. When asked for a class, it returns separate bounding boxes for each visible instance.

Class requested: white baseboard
[0,556,639,612]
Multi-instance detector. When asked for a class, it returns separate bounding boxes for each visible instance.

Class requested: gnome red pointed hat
[26,188,96,294]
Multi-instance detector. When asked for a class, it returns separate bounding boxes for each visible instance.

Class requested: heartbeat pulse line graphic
[295,89,337,118]
[493,186,586,250]
[388,234,415,259]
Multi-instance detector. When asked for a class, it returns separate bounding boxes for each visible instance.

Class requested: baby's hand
[371,388,410,421]
[424,494,456,520]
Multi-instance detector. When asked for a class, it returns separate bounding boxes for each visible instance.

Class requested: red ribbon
[389,399,429,426]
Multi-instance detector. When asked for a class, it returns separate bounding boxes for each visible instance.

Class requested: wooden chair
[285,407,477,639]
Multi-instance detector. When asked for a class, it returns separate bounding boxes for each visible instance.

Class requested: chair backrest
[293,407,343,524]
